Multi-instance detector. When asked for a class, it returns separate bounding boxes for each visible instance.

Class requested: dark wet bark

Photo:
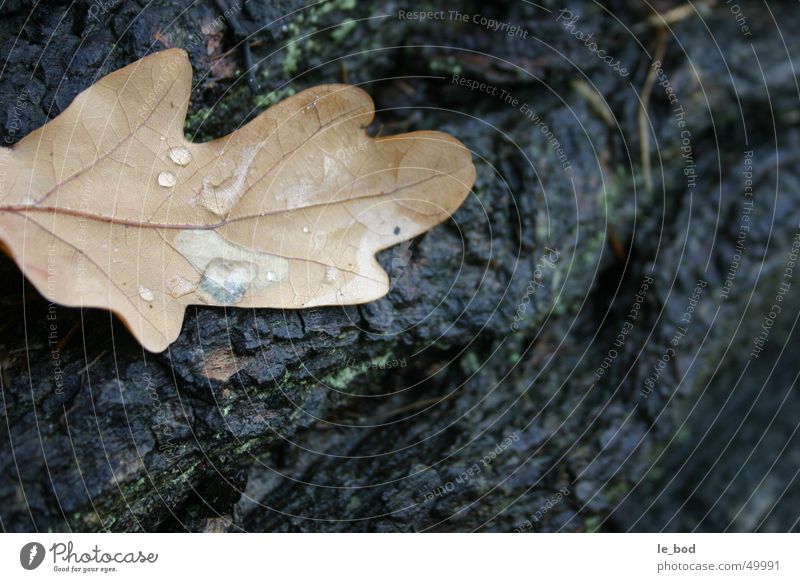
[1,0,799,532]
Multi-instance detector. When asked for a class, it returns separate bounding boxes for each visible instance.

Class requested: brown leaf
[0,49,475,351]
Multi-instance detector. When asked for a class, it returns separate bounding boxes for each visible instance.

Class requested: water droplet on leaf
[168,147,192,166]
[157,171,177,188]
[138,286,154,301]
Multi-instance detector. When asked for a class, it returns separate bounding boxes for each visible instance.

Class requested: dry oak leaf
[0,49,475,351]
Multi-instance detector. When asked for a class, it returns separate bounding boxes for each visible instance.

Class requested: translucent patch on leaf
[201,259,257,304]
[166,275,196,298]
[195,146,258,216]
[173,229,288,305]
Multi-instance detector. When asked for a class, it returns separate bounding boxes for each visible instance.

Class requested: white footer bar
[1,533,797,580]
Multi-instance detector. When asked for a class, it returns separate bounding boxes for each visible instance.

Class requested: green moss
[584,515,602,532]
[331,18,357,43]
[602,166,635,223]
[606,481,629,503]
[314,0,356,18]
[234,439,261,455]
[323,364,360,390]
[184,107,215,139]
[674,425,692,444]
[184,83,254,141]
[429,58,463,76]
[283,34,302,76]
[282,0,358,76]
[460,352,481,375]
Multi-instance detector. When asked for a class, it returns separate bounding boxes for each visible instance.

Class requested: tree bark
[1,0,799,532]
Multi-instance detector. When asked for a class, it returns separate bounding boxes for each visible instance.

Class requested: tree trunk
[1,0,798,532]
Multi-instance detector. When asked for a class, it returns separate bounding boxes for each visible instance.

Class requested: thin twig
[214,0,260,94]
[638,29,667,193]
[571,79,615,127]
